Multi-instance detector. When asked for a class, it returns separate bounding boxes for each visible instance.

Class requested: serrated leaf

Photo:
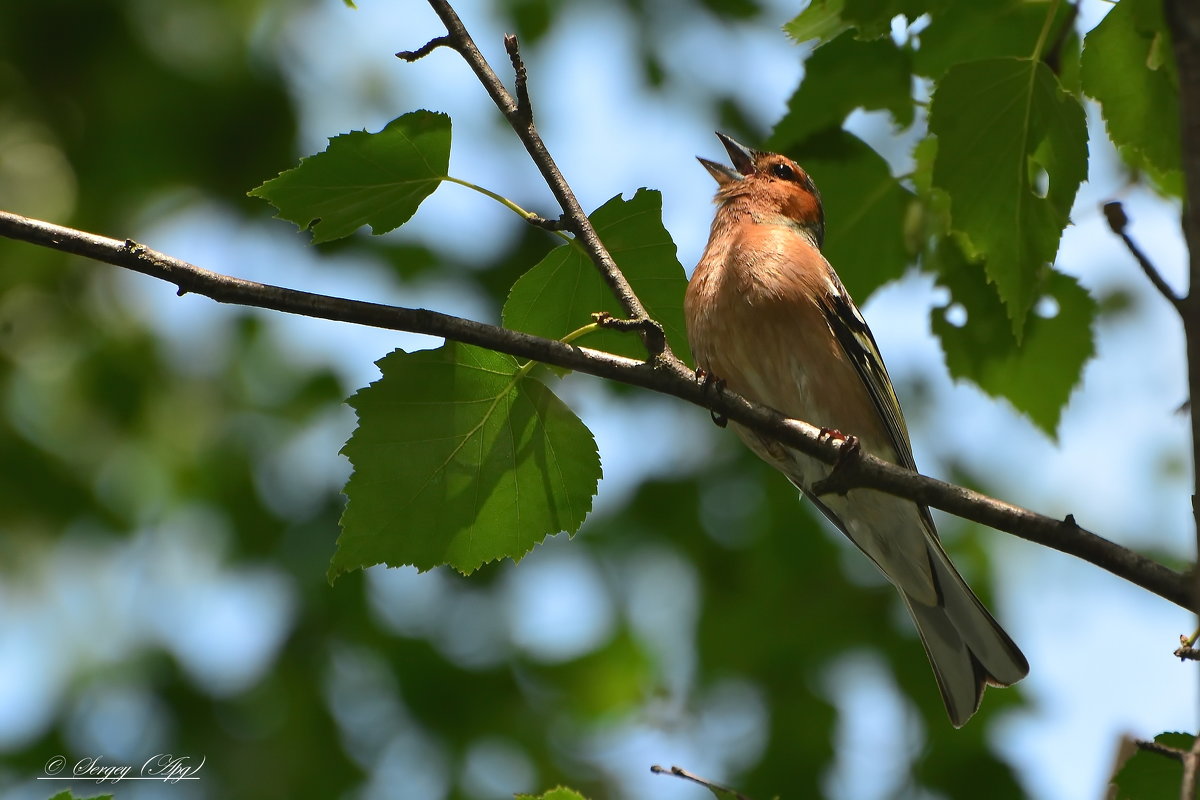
[503,189,691,364]
[930,239,1094,437]
[770,32,913,144]
[784,0,851,45]
[515,788,591,800]
[1111,732,1195,800]
[768,129,914,301]
[332,342,600,579]
[249,110,450,244]
[914,0,1070,78]
[929,58,1087,336]
[1081,0,1182,194]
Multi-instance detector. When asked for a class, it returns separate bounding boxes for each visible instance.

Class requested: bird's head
[698,132,825,249]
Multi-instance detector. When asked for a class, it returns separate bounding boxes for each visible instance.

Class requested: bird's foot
[811,430,862,496]
[695,368,728,428]
[817,426,851,443]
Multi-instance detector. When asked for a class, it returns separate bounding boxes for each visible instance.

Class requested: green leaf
[842,0,946,39]
[515,788,591,800]
[1081,0,1182,194]
[909,135,952,243]
[770,32,913,144]
[332,342,600,579]
[1111,732,1195,799]
[914,0,1069,78]
[786,0,945,44]
[771,129,914,301]
[784,0,851,45]
[929,58,1087,336]
[930,239,1094,437]
[503,189,691,365]
[47,793,114,800]
[249,110,450,244]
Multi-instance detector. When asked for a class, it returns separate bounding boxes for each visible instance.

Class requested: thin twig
[0,207,1191,611]
[416,0,665,357]
[1137,738,1187,762]
[650,765,752,800]
[395,35,452,61]
[526,213,565,231]
[1102,201,1183,311]
[591,311,666,356]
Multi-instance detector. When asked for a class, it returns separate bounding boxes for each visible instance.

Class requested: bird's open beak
[716,133,757,175]
[697,132,758,186]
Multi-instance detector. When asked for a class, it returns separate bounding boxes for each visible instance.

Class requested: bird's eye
[770,163,796,181]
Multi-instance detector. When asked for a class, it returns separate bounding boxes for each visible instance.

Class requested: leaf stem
[1030,0,1063,63]
[444,175,572,243]
[516,322,600,378]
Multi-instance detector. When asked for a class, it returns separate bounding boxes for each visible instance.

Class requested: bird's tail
[902,539,1029,727]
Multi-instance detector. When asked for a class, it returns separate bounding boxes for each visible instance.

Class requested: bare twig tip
[396,35,452,62]
[649,764,751,800]
[1174,645,1200,660]
[527,213,565,231]
[1101,199,1181,308]
[504,33,532,122]
[592,313,667,358]
[1102,200,1128,234]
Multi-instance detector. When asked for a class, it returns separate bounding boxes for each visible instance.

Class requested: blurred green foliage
[0,0,1174,798]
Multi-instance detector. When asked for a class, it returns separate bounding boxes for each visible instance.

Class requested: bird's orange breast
[685,221,893,459]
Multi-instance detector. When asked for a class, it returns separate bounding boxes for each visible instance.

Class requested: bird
[684,132,1028,727]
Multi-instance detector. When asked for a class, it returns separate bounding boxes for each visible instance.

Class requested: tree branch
[403,1,666,358]
[0,207,1191,611]
[1164,0,1200,616]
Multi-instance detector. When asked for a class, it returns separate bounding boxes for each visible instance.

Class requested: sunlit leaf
[929,58,1087,336]
[249,110,450,244]
[784,0,851,45]
[515,788,591,800]
[333,342,600,579]
[1081,0,1182,194]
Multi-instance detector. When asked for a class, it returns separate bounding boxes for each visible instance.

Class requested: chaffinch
[684,133,1028,726]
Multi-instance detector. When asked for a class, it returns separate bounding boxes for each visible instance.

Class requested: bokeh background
[0,1,1195,798]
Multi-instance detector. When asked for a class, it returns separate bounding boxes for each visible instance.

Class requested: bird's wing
[818,271,939,534]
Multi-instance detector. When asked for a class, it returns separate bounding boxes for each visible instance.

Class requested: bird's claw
[696,368,728,428]
[811,430,862,496]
